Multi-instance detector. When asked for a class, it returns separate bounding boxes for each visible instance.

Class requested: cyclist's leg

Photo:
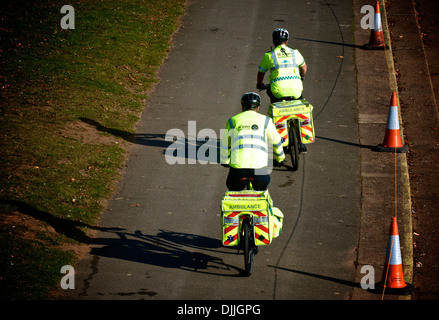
[251,169,270,191]
[226,168,248,191]
[267,87,281,104]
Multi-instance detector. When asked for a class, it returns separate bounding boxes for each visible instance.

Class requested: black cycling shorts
[226,167,270,191]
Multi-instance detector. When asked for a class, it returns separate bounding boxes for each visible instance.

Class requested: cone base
[373,144,409,153]
[368,282,414,295]
[363,43,389,50]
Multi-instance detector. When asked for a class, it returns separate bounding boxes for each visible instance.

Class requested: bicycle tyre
[288,120,299,171]
[243,218,254,276]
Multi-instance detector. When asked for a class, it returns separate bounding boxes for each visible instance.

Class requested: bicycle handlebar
[257,83,269,92]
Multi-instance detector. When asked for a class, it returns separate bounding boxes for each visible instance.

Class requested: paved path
[62,0,398,301]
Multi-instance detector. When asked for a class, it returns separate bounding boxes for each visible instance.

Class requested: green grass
[0,0,186,299]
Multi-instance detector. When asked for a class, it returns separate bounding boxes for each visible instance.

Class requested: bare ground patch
[60,121,121,145]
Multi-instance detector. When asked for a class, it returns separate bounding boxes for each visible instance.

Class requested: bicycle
[221,176,283,276]
[238,177,258,276]
[259,84,315,171]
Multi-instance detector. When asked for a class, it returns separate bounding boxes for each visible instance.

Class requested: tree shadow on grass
[79,117,222,163]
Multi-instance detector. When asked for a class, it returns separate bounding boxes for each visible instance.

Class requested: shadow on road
[295,37,367,49]
[89,228,246,277]
[0,199,245,276]
[268,265,362,289]
[316,135,375,149]
[79,117,221,163]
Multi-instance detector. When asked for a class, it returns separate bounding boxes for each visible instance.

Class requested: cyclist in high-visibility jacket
[256,28,307,103]
[220,92,285,191]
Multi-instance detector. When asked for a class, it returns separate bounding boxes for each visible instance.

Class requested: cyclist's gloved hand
[256,83,266,91]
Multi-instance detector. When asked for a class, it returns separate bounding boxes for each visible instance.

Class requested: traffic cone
[364,1,389,50]
[374,217,414,295]
[374,92,409,153]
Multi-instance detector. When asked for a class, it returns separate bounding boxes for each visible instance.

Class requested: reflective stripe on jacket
[220,110,285,169]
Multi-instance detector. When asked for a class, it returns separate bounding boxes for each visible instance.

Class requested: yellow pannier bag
[271,207,284,238]
[221,190,274,246]
[268,99,315,146]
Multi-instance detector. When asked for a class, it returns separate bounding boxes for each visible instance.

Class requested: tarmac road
[64,0,366,300]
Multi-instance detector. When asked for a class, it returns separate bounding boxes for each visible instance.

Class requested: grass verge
[0,0,186,299]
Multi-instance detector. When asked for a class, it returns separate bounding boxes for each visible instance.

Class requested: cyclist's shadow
[90,229,245,277]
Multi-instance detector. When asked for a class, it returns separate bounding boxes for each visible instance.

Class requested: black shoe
[299,145,307,154]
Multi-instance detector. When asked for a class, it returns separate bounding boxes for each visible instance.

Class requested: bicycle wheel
[288,120,299,171]
[243,218,254,276]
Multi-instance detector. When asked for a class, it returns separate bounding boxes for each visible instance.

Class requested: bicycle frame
[221,190,271,276]
[221,177,283,275]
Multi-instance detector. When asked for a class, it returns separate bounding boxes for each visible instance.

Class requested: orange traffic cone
[364,1,389,50]
[374,92,409,153]
[374,217,413,295]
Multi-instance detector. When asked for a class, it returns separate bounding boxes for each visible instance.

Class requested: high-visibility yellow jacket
[220,110,285,169]
[258,44,305,98]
